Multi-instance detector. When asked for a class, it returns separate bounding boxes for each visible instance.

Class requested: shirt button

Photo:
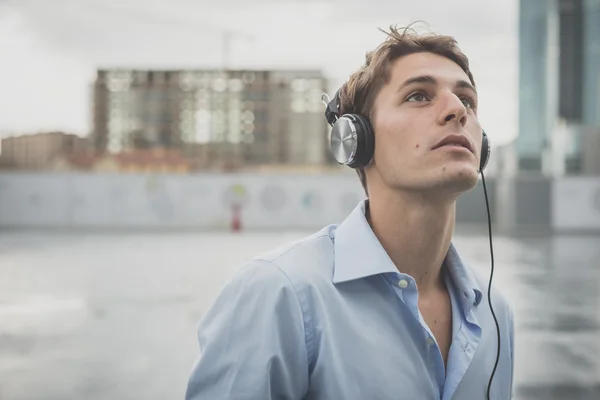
[426,337,435,346]
[397,279,408,289]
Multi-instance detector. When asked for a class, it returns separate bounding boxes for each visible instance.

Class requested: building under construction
[92,69,335,169]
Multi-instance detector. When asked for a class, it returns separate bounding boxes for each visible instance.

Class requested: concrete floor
[0,230,599,399]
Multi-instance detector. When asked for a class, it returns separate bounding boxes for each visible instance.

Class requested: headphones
[322,88,491,173]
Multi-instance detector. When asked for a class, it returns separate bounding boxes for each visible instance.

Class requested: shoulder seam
[257,232,331,265]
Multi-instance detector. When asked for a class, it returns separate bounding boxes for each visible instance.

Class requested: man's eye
[406,92,428,102]
[460,97,475,108]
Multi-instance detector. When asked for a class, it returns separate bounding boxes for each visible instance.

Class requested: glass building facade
[517,0,600,175]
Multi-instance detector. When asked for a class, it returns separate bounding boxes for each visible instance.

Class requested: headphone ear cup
[479,131,490,172]
[346,114,375,169]
[329,115,358,166]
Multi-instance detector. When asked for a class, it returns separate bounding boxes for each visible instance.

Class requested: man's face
[368,52,483,197]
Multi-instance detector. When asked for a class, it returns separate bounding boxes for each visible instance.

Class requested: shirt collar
[332,200,399,284]
[332,199,483,308]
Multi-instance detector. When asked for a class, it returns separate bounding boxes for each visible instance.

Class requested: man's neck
[366,190,456,296]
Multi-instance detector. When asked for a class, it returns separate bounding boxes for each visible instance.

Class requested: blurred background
[0,0,599,399]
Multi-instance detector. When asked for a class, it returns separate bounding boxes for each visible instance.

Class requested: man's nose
[438,93,467,127]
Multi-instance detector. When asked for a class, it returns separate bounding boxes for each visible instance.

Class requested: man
[186,24,514,400]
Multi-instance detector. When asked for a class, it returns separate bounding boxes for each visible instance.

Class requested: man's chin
[383,165,480,196]
[428,167,480,194]
[446,170,480,193]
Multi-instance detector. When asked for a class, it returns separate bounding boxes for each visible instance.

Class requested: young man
[186,25,514,400]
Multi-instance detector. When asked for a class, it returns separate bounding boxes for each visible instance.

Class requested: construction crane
[81,1,255,70]
[220,29,254,70]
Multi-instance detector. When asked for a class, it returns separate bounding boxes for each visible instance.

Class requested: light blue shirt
[186,200,515,400]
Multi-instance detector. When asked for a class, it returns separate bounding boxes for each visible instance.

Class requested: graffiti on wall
[223,183,249,207]
[301,191,323,211]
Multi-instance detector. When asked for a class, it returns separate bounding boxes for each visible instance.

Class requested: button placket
[426,336,435,347]
[395,277,421,323]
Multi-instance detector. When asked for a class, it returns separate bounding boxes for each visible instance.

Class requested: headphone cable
[481,171,500,400]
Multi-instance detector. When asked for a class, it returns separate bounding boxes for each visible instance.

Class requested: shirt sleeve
[185,259,309,400]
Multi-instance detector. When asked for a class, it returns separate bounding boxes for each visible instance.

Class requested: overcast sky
[0,0,519,145]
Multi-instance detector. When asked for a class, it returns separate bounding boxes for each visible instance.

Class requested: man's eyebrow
[396,75,437,92]
[396,75,478,95]
[455,79,477,95]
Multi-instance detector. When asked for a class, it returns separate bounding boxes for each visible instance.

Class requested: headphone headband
[323,90,341,127]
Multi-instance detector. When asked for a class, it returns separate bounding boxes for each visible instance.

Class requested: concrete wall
[0,172,497,230]
[552,177,600,231]
[1,172,599,232]
[0,172,364,230]
[515,176,553,227]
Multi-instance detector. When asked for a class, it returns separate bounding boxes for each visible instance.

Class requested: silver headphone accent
[330,115,359,165]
